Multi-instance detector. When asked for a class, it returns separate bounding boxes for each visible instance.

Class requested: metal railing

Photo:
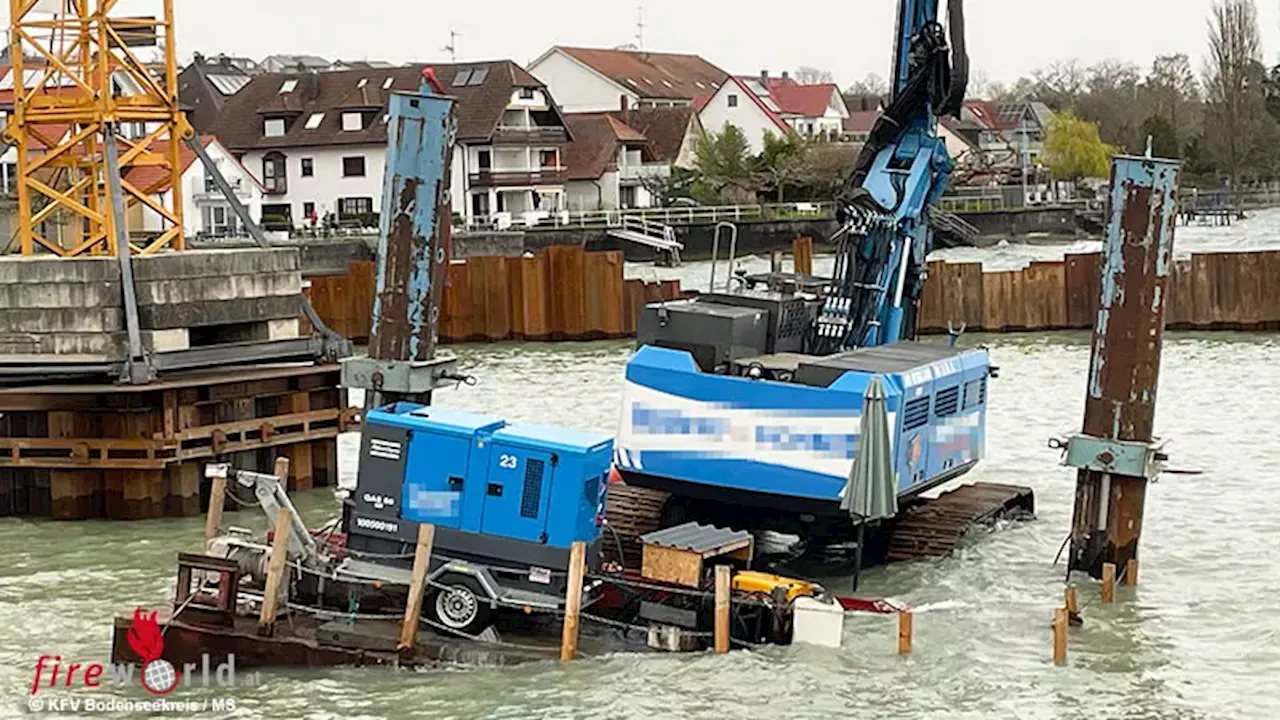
[463,201,836,231]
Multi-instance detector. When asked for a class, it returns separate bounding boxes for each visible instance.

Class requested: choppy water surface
[2,332,1278,719]
[630,206,1280,288]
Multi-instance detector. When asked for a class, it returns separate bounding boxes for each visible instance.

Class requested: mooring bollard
[714,565,731,654]
[204,465,228,549]
[1052,608,1068,666]
[560,540,587,662]
[1101,562,1117,603]
[1125,558,1139,586]
[258,507,292,634]
[398,523,436,651]
[898,610,913,655]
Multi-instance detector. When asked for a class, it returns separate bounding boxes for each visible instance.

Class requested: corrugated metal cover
[640,522,750,554]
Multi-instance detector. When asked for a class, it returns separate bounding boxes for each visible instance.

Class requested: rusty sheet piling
[1064,155,1180,579]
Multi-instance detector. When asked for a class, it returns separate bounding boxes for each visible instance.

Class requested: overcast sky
[14,0,1280,85]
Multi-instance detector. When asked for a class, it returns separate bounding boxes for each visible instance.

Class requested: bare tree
[793,66,835,85]
[846,73,888,97]
[1143,54,1201,146]
[1030,59,1088,108]
[1203,0,1267,188]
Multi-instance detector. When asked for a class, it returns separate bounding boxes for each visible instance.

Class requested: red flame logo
[127,609,164,662]
[128,609,181,695]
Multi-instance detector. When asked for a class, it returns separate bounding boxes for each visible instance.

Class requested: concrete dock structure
[0,248,348,520]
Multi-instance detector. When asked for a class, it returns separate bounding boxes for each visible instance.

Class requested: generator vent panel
[904,396,931,430]
[521,458,546,518]
[935,386,960,417]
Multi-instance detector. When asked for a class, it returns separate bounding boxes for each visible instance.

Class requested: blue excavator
[609,0,1032,562]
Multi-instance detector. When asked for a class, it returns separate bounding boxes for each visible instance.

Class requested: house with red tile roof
[530,46,788,158]
[696,76,792,154]
[562,106,701,210]
[741,72,849,138]
[528,46,727,113]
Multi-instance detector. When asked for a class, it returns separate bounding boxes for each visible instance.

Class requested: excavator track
[602,484,670,568]
[605,482,1035,568]
[885,482,1035,562]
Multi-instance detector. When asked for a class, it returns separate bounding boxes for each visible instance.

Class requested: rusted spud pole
[1064,154,1180,579]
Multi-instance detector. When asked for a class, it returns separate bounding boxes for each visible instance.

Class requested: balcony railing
[619,164,671,182]
[469,168,566,187]
[490,126,568,145]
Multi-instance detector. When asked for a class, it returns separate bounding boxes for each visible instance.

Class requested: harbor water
[2,330,1277,718]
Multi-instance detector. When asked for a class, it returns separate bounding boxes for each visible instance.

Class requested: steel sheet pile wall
[918,250,1280,333]
[0,366,349,520]
[308,247,682,344]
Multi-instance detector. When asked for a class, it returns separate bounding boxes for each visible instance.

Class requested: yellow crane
[3,0,189,256]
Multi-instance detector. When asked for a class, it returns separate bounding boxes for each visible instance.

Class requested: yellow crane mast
[4,0,189,256]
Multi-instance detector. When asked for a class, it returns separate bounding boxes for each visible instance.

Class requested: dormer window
[264,118,286,137]
[519,88,536,100]
[342,112,363,132]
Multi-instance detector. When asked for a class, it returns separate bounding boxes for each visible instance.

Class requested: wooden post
[398,523,436,651]
[793,236,814,276]
[1052,608,1068,666]
[559,540,587,662]
[258,507,292,633]
[714,565,731,654]
[273,456,290,484]
[1101,562,1116,603]
[1125,558,1139,586]
[897,610,913,655]
[204,467,228,548]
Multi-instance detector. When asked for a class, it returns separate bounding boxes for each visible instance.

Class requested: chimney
[781,70,790,83]
[193,51,205,65]
[760,70,768,85]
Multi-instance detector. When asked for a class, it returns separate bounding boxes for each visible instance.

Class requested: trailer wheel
[427,574,493,636]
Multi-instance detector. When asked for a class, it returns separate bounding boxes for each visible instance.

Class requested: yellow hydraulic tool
[731,570,818,603]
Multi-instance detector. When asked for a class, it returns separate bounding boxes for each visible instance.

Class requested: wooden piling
[1052,608,1068,666]
[258,506,292,633]
[398,523,436,651]
[714,565,731,654]
[559,540,587,662]
[1101,562,1116,603]
[1125,558,1139,586]
[792,236,814,276]
[1065,585,1080,619]
[204,467,228,548]
[898,610,913,655]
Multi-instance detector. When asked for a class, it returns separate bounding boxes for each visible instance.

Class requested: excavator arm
[810,0,968,354]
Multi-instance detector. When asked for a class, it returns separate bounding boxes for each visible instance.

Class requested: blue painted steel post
[367,86,457,404]
[1067,155,1180,578]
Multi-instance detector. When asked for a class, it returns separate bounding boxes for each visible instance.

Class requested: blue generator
[343,402,612,631]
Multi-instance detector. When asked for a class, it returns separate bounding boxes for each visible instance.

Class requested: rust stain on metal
[1083,182,1169,442]
[370,175,424,362]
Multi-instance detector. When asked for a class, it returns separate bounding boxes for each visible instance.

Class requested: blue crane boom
[811,0,968,354]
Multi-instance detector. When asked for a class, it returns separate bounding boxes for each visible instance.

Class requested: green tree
[1141,115,1180,158]
[1044,111,1114,180]
[692,124,758,203]
[754,130,809,203]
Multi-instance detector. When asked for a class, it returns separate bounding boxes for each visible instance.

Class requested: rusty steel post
[343,73,462,408]
[1065,155,1180,578]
